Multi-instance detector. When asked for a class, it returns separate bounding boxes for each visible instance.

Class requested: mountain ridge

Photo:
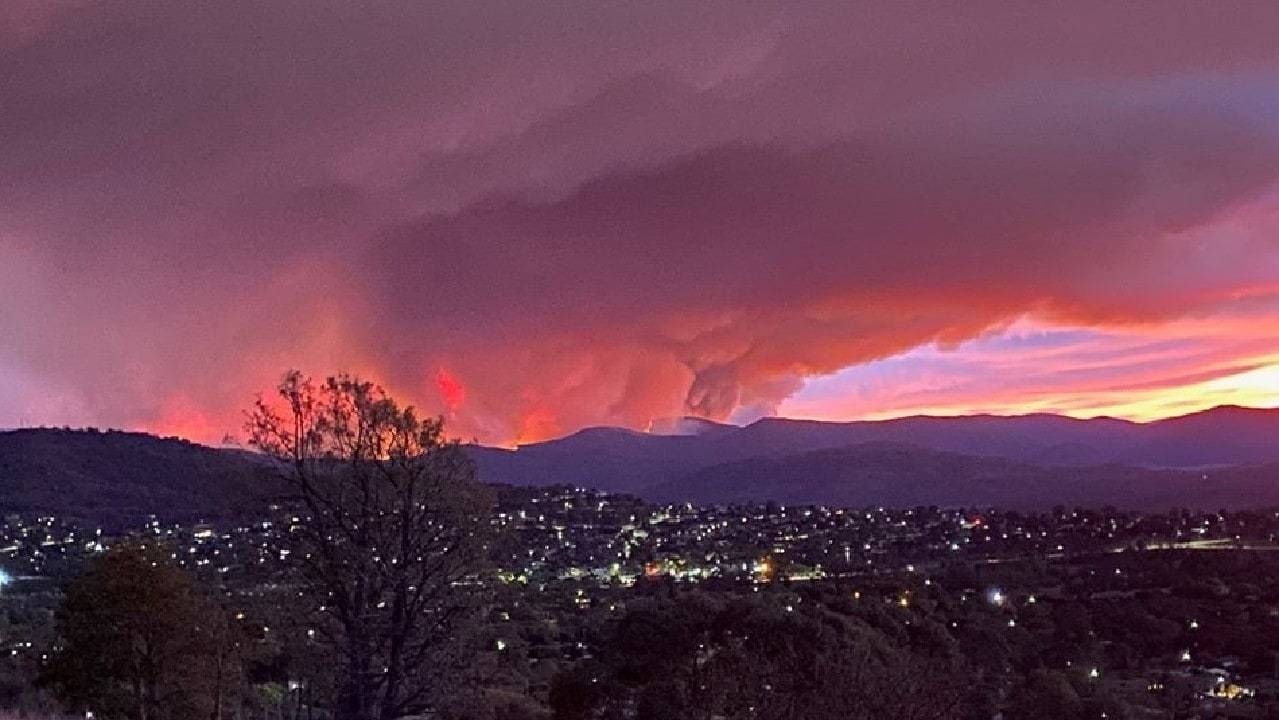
[472,405,1279,494]
[3,405,1277,520]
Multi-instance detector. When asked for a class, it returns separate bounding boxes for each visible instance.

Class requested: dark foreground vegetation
[16,533,1279,719]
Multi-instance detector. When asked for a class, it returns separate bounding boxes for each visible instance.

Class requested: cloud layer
[3,1,1279,442]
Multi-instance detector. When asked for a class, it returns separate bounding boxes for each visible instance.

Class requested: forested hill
[647,442,1279,510]
[0,428,279,526]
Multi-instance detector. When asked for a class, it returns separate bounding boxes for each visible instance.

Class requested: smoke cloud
[3,1,1279,442]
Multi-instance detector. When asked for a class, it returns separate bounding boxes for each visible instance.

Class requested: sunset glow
[781,308,1279,425]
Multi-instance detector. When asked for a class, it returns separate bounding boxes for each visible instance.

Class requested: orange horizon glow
[802,359,1279,425]
[778,310,1279,431]
[129,363,1278,448]
[107,307,1279,447]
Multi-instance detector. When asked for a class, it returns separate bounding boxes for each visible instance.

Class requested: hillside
[3,406,1278,522]
[0,429,279,525]
[651,442,1279,510]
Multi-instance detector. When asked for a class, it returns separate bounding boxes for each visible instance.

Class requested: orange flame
[434,368,467,414]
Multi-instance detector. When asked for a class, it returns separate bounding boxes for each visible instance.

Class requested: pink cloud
[2,2,1279,442]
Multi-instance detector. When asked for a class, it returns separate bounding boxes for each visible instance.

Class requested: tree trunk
[339,644,375,720]
[134,676,148,720]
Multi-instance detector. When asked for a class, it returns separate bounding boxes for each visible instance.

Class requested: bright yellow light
[831,359,1279,424]
[1201,363,1279,402]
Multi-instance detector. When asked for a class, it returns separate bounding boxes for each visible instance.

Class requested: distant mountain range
[469,405,1279,498]
[3,406,1279,521]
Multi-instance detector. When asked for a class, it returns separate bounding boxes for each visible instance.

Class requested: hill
[4,405,1279,521]
[0,428,279,526]
[650,442,1279,510]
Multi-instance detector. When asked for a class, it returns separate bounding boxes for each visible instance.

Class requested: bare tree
[247,371,493,720]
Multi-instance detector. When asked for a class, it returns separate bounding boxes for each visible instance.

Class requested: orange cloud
[145,394,221,443]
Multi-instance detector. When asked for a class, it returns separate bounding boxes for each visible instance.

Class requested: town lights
[985,587,1005,607]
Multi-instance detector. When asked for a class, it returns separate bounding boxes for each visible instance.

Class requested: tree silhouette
[44,542,242,720]
[550,593,970,720]
[247,371,493,720]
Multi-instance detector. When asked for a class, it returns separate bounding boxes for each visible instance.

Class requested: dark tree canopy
[43,542,242,720]
[550,592,970,720]
[247,371,493,720]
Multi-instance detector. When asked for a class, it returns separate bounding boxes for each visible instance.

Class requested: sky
[2,1,1279,445]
